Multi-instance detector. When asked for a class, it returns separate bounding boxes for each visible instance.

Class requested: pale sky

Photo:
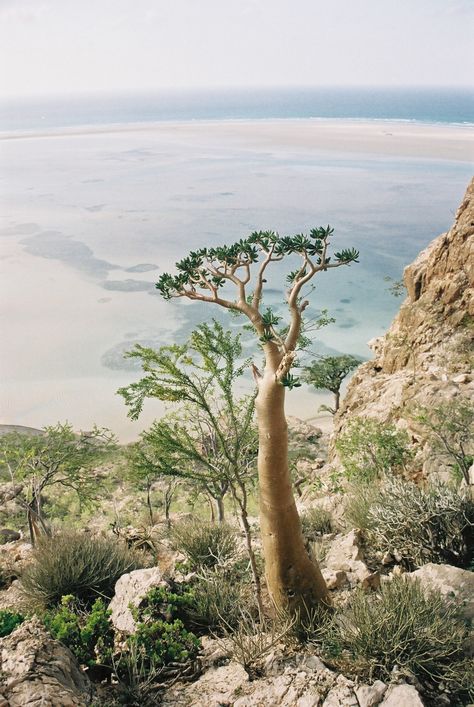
[0,0,473,97]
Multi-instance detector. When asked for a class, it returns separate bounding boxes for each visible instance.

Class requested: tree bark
[334,390,341,412]
[255,370,330,615]
[216,495,225,523]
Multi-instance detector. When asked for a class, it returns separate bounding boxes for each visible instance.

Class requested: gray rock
[0,618,92,706]
[406,563,474,621]
[380,684,424,706]
[355,680,388,707]
[0,529,21,544]
[109,566,164,633]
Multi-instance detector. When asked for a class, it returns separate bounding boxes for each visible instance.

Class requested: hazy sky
[0,0,473,97]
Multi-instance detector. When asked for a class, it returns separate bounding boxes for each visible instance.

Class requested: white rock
[355,680,388,707]
[109,566,164,633]
[406,563,474,621]
[322,569,347,590]
[380,684,424,706]
[325,530,363,571]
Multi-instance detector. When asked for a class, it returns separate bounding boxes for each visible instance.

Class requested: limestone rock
[325,530,363,570]
[161,662,249,706]
[108,566,164,633]
[0,618,92,706]
[380,684,424,706]
[406,563,474,621]
[322,568,347,590]
[355,680,388,707]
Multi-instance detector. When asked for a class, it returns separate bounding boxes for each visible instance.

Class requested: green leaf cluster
[0,609,24,637]
[44,595,114,668]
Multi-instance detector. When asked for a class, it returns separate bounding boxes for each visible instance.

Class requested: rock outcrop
[108,566,164,633]
[333,178,474,478]
[0,618,92,706]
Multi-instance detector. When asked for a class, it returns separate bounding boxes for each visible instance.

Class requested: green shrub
[0,609,24,637]
[313,577,473,701]
[124,583,200,675]
[301,507,333,540]
[43,595,114,669]
[336,418,412,482]
[167,519,239,569]
[366,477,474,569]
[21,530,145,607]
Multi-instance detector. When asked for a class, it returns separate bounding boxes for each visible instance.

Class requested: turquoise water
[0,104,472,437]
[1,87,473,133]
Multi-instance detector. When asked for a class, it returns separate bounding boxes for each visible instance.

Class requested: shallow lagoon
[1,119,472,439]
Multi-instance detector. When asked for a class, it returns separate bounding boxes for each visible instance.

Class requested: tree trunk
[334,389,341,412]
[216,495,225,523]
[255,370,330,615]
[146,481,154,525]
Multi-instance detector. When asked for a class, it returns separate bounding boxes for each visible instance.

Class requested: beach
[1,118,472,440]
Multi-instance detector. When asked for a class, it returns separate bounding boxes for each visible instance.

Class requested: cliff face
[332,178,474,476]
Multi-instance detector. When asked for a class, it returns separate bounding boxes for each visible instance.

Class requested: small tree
[120,321,262,613]
[0,423,116,544]
[122,227,358,614]
[303,354,361,413]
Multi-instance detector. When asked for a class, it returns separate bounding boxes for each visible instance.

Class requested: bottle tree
[155,227,358,614]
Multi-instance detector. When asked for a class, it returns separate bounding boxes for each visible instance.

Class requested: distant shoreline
[1,117,472,163]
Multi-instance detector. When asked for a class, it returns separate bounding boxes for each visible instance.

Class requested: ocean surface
[1,89,473,439]
[1,87,474,134]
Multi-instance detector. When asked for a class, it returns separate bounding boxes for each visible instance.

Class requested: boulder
[355,680,388,707]
[161,662,249,706]
[0,529,21,544]
[0,618,92,706]
[324,531,378,589]
[108,566,164,633]
[406,563,474,621]
[380,684,424,706]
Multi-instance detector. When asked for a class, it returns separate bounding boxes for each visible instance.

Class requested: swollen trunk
[256,372,329,614]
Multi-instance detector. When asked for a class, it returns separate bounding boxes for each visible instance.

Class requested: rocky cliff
[333,178,474,477]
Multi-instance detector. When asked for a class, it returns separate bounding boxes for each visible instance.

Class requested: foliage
[43,595,114,668]
[120,320,258,523]
[312,577,474,700]
[0,609,24,637]
[366,477,474,569]
[167,518,239,569]
[300,506,333,540]
[0,423,116,542]
[126,584,200,674]
[335,417,413,482]
[21,530,145,607]
[303,354,361,412]
[412,397,474,485]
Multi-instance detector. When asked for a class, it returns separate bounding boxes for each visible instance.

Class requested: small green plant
[167,519,239,569]
[300,507,333,541]
[43,595,114,669]
[312,577,473,701]
[21,530,145,607]
[125,584,200,675]
[336,417,413,482]
[303,354,361,413]
[366,477,474,569]
[0,609,24,637]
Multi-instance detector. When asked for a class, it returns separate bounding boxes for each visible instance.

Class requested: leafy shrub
[167,519,239,569]
[366,477,474,569]
[124,583,200,675]
[313,577,473,701]
[0,609,24,637]
[336,418,412,482]
[300,507,333,540]
[21,530,145,607]
[43,595,114,669]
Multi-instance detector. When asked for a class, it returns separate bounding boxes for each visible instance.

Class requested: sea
[1,87,473,439]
